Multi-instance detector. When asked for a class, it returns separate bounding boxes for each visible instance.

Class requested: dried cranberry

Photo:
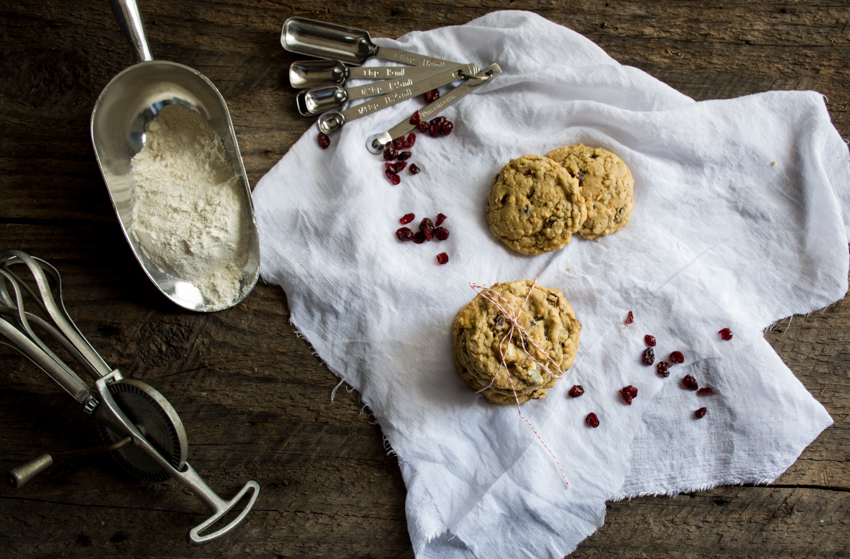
[385,170,401,185]
[416,121,430,132]
[383,144,397,161]
[641,347,655,366]
[436,252,449,265]
[697,386,716,396]
[523,169,533,176]
[644,335,656,347]
[433,116,447,125]
[399,213,415,225]
[412,232,426,244]
[409,164,421,175]
[397,151,412,161]
[619,385,638,405]
[435,213,447,226]
[317,132,331,149]
[670,351,684,364]
[568,385,585,398]
[424,89,440,103]
[682,375,698,390]
[395,161,407,173]
[624,311,634,325]
[719,328,733,341]
[409,111,421,125]
[694,407,708,419]
[441,120,454,135]
[434,227,449,241]
[404,133,416,148]
[585,412,600,428]
[429,121,442,137]
[395,227,414,241]
[420,218,435,241]
[656,361,670,378]
[392,136,405,151]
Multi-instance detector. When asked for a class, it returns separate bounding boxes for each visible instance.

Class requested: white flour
[130,103,249,308]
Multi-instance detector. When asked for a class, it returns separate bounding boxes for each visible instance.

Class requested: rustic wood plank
[1,1,849,557]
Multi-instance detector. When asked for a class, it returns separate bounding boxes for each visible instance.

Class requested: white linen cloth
[252,11,849,557]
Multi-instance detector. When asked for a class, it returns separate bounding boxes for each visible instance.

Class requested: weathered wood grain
[1,0,849,557]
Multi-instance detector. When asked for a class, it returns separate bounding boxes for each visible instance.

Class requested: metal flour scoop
[91,0,260,312]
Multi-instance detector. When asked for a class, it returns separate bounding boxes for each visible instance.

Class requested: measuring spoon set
[281,18,500,150]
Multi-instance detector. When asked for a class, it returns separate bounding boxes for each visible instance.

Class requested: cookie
[486,154,587,255]
[546,144,634,240]
[452,280,581,404]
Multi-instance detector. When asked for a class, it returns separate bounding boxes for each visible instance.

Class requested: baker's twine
[469,280,568,487]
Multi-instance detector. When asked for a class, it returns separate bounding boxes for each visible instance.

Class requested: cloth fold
[253,11,848,558]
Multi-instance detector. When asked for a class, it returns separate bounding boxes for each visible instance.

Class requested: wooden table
[1,1,848,556]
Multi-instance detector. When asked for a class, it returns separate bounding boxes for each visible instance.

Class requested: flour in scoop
[130,103,250,308]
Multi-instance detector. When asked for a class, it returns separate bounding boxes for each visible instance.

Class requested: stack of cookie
[452,280,581,404]
[486,144,634,254]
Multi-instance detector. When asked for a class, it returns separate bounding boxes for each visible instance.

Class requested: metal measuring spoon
[290,59,462,89]
[282,17,458,68]
[296,64,474,116]
[315,63,478,135]
[366,64,502,153]
[90,0,259,313]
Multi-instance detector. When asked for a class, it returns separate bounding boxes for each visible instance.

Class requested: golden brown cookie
[452,280,581,404]
[486,155,587,255]
[546,144,634,240]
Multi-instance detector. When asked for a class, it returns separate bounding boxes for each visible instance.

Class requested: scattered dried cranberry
[399,213,415,225]
[694,407,708,419]
[682,374,698,390]
[395,161,407,173]
[585,412,600,428]
[656,361,670,378]
[435,213,447,226]
[385,169,400,185]
[404,133,416,148]
[719,328,733,341]
[395,227,414,241]
[429,121,442,137]
[416,120,430,132]
[641,347,655,366]
[383,144,397,161]
[392,136,405,151]
[412,232,426,244]
[409,164,421,175]
[670,351,684,364]
[423,89,440,103]
[441,120,454,135]
[434,227,449,241]
[697,386,716,396]
[317,132,331,149]
[436,252,449,265]
[644,335,656,347]
[420,218,435,241]
[409,111,421,125]
[620,385,638,405]
[568,385,585,398]
[625,311,634,325]
[397,151,412,161]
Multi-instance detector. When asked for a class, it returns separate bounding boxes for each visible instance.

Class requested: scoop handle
[110,0,154,63]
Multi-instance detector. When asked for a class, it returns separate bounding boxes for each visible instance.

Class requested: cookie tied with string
[452,280,581,404]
